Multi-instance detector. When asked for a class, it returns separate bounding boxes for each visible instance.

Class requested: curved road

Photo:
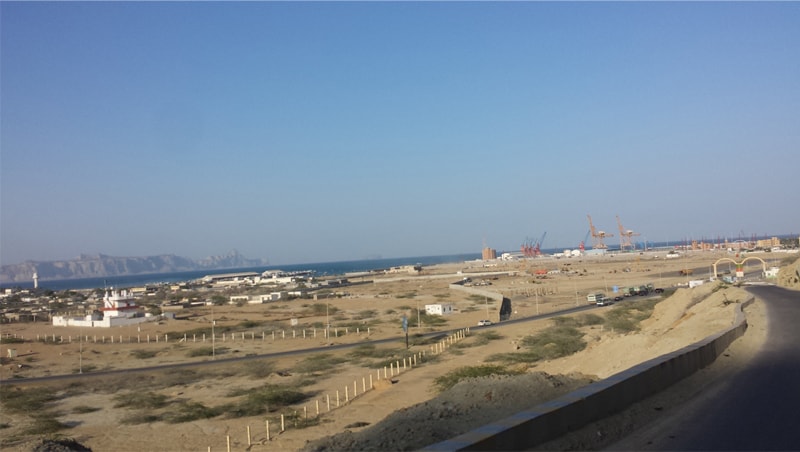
[609,285,800,450]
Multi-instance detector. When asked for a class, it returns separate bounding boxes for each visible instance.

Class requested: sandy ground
[0,250,786,451]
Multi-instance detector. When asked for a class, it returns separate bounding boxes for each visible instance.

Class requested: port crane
[616,215,641,251]
[587,214,613,249]
[520,231,547,257]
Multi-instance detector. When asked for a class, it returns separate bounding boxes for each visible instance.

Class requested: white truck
[587,293,610,305]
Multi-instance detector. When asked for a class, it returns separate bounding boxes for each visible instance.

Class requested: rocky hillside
[0,250,267,283]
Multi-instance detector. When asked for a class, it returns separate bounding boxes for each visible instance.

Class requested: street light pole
[211,305,216,360]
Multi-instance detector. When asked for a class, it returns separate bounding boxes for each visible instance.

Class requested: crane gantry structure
[616,215,641,251]
[586,214,614,249]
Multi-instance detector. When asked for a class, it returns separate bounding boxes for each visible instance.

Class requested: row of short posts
[429,328,470,355]
[207,348,438,451]
[22,327,468,348]
[28,327,372,345]
[207,328,470,450]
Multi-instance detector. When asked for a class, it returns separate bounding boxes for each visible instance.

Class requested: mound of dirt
[301,372,594,451]
[777,256,800,289]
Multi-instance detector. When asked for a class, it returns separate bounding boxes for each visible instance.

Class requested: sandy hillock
[301,284,752,451]
[777,256,800,289]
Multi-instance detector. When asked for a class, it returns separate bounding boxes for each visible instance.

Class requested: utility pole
[79,328,83,374]
[211,305,216,360]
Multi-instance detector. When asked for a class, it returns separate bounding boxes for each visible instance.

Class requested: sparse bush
[24,415,71,435]
[241,360,274,378]
[354,309,377,320]
[283,411,322,429]
[605,299,660,333]
[434,365,523,392]
[163,401,222,423]
[293,353,346,373]
[238,320,262,329]
[470,330,503,346]
[224,385,307,417]
[347,344,397,359]
[487,325,586,364]
[187,346,228,357]
[130,349,158,359]
[0,386,58,413]
[120,412,163,424]
[72,405,100,414]
[113,391,169,409]
[520,326,586,359]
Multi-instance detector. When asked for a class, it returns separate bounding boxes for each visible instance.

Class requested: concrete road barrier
[422,295,755,451]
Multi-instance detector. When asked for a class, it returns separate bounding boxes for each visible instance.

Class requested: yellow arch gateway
[713,257,767,278]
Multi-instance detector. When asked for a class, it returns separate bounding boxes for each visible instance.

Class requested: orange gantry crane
[616,215,641,251]
[586,214,614,250]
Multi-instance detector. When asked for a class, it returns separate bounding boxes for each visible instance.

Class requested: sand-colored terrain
[0,250,793,451]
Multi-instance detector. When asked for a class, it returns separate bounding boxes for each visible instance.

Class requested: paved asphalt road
[610,285,800,451]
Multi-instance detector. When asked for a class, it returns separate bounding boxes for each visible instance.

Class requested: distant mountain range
[0,250,268,283]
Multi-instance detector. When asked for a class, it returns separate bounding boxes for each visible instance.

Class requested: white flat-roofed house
[425,303,454,316]
[230,295,250,304]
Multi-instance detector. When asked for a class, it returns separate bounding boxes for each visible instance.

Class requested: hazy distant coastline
[0,250,266,284]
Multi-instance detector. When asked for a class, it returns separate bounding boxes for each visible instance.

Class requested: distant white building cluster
[52,289,155,328]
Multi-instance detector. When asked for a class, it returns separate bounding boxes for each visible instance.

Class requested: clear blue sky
[2,2,799,266]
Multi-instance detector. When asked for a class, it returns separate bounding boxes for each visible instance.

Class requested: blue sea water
[0,238,734,291]
[4,253,482,291]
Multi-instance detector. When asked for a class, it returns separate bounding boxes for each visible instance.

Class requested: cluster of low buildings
[0,267,364,328]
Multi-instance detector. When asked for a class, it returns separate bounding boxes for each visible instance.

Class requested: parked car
[614,296,624,301]
[477,319,492,326]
